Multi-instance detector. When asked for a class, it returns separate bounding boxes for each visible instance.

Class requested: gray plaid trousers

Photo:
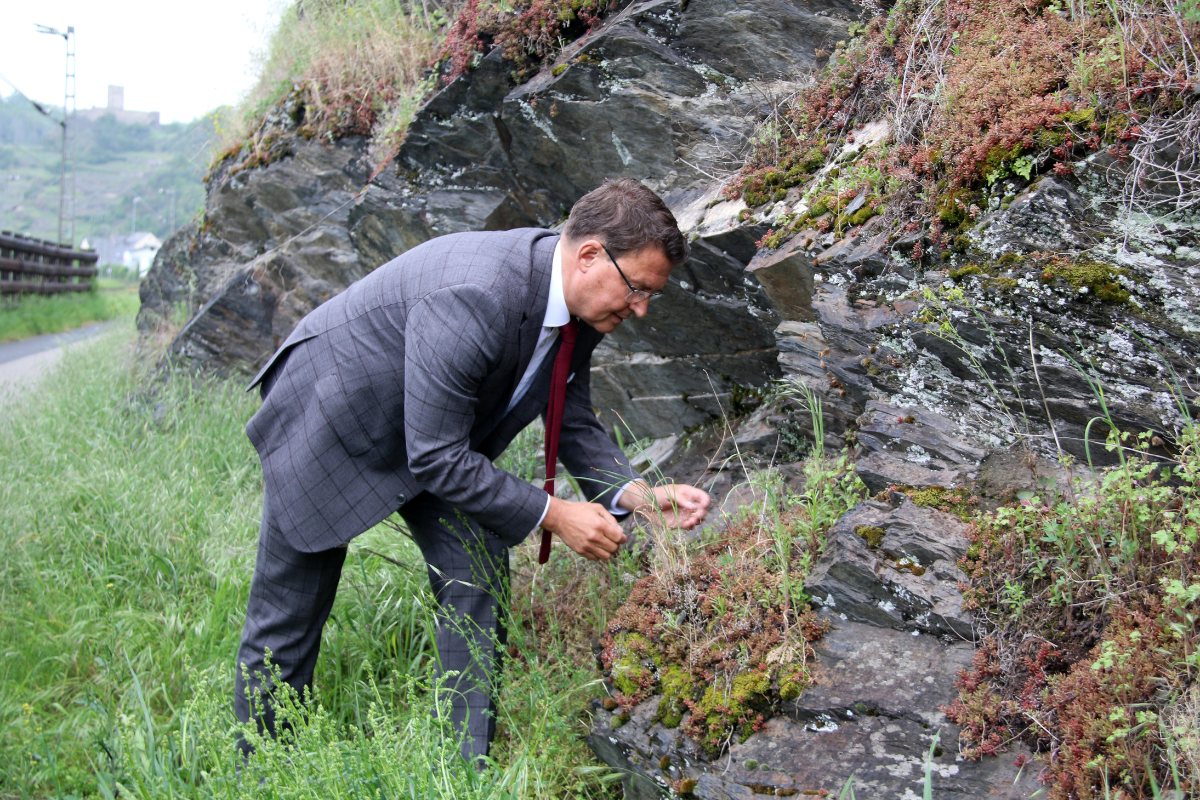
[235,491,510,764]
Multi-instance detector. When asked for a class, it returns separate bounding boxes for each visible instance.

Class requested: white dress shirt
[508,241,633,527]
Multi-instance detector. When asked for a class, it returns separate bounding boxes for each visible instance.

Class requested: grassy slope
[0,285,140,343]
[0,327,631,799]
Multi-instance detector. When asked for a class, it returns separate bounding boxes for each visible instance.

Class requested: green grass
[0,286,141,343]
[0,327,630,798]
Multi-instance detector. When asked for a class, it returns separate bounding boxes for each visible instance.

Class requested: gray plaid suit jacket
[245,228,640,553]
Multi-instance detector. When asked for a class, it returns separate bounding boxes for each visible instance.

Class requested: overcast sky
[0,0,284,124]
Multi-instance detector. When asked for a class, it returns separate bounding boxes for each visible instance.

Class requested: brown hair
[563,178,690,264]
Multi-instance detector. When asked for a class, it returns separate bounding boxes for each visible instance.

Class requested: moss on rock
[688,672,772,754]
[779,664,810,701]
[610,632,660,699]
[905,485,975,521]
[856,525,886,549]
[1040,258,1132,304]
[656,666,694,728]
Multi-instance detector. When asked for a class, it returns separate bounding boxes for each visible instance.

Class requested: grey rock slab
[747,237,817,322]
[854,452,973,496]
[807,499,975,639]
[842,229,893,276]
[971,175,1093,256]
[854,401,987,492]
[675,0,857,81]
[791,617,970,725]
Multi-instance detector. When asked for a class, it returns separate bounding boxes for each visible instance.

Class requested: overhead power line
[0,70,63,127]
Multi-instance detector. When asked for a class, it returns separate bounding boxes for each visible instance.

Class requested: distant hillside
[0,94,212,247]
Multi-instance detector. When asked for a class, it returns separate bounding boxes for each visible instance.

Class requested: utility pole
[131,196,140,235]
[36,24,75,247]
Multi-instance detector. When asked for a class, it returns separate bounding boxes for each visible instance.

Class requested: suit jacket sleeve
[404,284,548,542]
[556,350,641,510]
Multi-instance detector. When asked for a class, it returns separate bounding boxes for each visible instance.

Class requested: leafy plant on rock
[945,420,1200,798]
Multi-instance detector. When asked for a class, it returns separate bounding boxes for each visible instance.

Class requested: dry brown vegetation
[213,0,449,173]
[734,0,1200,248]
[436,0,612,83]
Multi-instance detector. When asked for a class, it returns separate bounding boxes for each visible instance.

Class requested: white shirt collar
[543,239,570,329]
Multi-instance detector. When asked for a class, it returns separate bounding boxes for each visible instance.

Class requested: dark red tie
[538,319,578,564]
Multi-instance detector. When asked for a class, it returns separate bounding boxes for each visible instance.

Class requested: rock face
[141,0,1197,471]
[586,494,1048,799]
[142,0,859,421]
[807,496,974,639]
[138,135,430,373]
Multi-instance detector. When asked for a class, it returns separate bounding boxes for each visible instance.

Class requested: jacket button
[396,493,408,506]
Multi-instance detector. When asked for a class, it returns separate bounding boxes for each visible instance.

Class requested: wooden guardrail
[0,231,99,295]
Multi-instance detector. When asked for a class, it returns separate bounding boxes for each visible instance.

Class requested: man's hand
[618,482,710,529]
[542,497,627,560]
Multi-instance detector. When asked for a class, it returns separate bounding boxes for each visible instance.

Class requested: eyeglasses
[601,243,664,305]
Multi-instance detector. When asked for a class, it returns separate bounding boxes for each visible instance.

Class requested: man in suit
[235,178,711,763]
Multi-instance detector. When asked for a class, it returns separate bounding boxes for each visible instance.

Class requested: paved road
[0,320,120,392]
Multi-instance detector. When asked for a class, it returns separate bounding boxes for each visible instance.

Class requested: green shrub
[948,423,1200,798]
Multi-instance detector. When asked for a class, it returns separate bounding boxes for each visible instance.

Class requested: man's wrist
[535,493,552,528]
[541,495,565,532]
[616,480,654,514]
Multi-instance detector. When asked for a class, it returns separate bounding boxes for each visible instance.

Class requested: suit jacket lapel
[472,234,559,446]
[507,234,558,405]
[477,322,601,460]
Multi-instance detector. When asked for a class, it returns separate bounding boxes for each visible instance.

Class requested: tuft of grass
[0,285,139,343]
[215,0,446,174]
[0,327,264,795]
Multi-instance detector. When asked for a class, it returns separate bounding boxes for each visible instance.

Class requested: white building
[80,231,161,276]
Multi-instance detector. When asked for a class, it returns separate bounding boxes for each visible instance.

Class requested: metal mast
[65,26,75,246]
[36,24,75,246]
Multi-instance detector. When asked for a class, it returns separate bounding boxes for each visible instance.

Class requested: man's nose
[631,300,650,318]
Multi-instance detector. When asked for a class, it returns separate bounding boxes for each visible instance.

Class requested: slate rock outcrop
[141,0,862,431]
[806,496,975,639]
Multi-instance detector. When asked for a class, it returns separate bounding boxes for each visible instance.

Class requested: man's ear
[573,238,604,272]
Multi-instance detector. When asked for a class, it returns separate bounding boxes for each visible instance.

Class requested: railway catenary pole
[35,24,75,247]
